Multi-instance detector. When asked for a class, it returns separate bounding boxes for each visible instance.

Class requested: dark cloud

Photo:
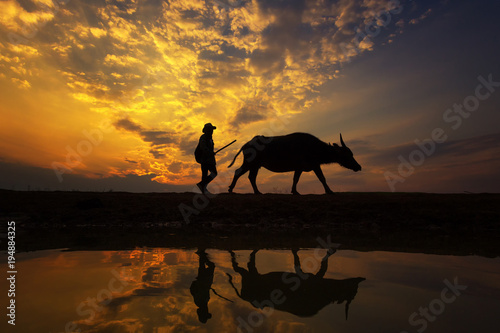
[16,0,39,13]
[249,0,308,74]
[247,0,421,75]
[178,134,198,156]
[256,0,306,15]
[180,9,201,20]
[220,42,249,59]
[114,118,144,132]
[249,48,285,74]
[198,49,227,62]
[168,161,183,173]
[199,42,248,62]
[142,266,160,283]
[141,131,176,145]
[149,147,166,159]
[230,103,273,128]
[198,66,251,90]
[0,161,190,192]
[114,118,177,158]
[366,132,500,169]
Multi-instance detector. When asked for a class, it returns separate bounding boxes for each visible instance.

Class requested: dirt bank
[2,190,499,256]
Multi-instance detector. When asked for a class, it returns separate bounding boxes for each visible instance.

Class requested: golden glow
[2,0,476,192]
[15,248,500,331]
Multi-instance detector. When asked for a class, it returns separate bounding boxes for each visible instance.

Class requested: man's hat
[197,308,212,323]
[203,123,216,133]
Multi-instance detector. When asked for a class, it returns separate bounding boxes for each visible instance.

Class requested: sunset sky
[1,0,499,193]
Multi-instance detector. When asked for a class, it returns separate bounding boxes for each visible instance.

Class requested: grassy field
[2,190,499,256]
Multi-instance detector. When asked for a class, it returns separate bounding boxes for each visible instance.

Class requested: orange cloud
[0,0,440,190]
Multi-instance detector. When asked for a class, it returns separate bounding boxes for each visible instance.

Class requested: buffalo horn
[340,133,346,147]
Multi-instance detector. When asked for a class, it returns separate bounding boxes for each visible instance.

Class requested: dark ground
[1,190,499,256]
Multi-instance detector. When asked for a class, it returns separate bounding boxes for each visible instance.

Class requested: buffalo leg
[292,249,305,277]
[227,251,244,298]
[228,250,247,276]
[316,250,335,278]
[248,168,261,194]
[313,166,334,194]
[291,170,303,195]
[248,250,259,275]
[228,164,249,193]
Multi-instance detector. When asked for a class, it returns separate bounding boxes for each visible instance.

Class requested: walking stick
[214,140,236,155]
[211,288,234,303]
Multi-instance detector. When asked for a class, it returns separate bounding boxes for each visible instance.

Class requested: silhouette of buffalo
[228,133,361,194]
[226,249,365,319]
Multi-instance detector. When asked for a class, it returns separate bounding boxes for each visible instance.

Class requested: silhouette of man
[196,123,218,194]
[189,249,215,323]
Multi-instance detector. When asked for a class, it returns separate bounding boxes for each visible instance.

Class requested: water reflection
[190,248,215,323]
[227,249,365,319]
[10,247,500,332]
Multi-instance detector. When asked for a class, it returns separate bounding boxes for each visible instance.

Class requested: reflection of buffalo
[227,249,365,318]
[228,133,362,194]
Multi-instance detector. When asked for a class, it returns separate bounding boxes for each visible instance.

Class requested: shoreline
[2,190,499,256]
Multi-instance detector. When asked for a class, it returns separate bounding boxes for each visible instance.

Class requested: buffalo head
[335,134,362,172]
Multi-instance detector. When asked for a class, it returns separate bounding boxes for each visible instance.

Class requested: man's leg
[205,164,218,187]
[197,164,209,193]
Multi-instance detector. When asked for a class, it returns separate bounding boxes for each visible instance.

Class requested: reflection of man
[190,249,215,323]
[196,123,218,194]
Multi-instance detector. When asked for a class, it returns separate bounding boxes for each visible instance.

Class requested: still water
[6,247,500,333]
